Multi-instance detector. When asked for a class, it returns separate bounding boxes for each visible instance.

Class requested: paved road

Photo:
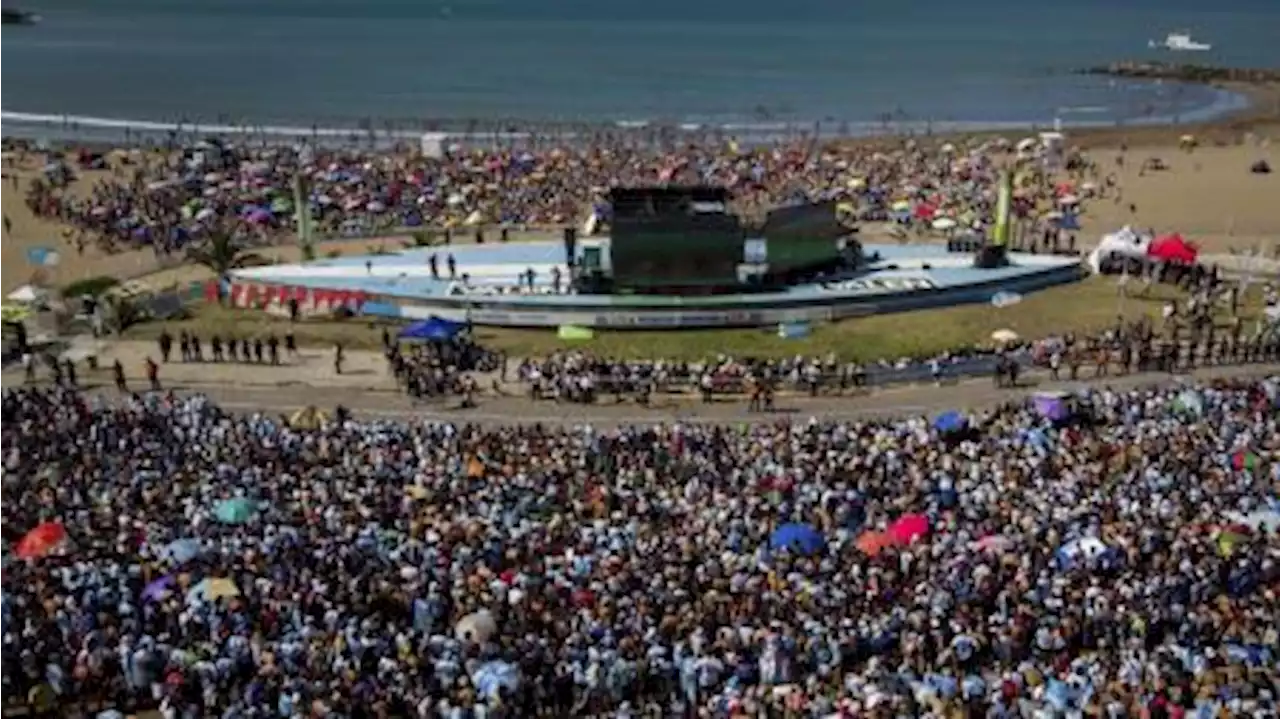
[52,362,1279,427]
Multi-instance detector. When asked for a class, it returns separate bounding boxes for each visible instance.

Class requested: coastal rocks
[1078,62,1280,84]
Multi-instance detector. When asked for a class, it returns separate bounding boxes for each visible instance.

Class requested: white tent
[1087,226,1151,274]
[6,284,48,304]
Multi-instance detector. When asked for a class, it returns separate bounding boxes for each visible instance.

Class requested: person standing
[113,359,128,392]
[334,342,345,375]
[158,329,173,363]
[145,357,161,391]
[267,334,280,365]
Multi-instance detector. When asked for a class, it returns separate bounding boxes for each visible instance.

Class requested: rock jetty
[1079,62,1280,84]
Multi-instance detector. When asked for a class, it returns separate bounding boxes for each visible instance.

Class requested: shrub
[61,276,120,298]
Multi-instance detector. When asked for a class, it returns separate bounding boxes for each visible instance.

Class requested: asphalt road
[55,362,1280,427]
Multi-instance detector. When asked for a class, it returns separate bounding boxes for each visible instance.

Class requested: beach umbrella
[933,410,967,434]
[931,217,958,231]
[186,577,240,604]
[1174,388,1205,417]
[1057,194,1080,206]
[1216,531,1249,557]
[1224,509,1280,534]
[1055,537,1109,568]
[769,523,826,556]
[991,329,1019,343]
[270,197,292,214]
[471,660,520,698]
[855,530,894,557]
[455,610,498,643]
[142,575,176,602]
[159,538,201,565]
[16,522,67,560]
[888,514,930,545]
[890,199,910,212]
[1231,451,1260,471]
[213,498,258,524]
[1032,392,1070,422]
[972,535,1013,553]
[990,291,1023,309]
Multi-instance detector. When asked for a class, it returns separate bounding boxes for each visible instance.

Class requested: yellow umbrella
[1217,531,1248,557]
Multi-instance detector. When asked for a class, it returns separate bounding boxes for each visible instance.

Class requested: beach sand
[3,88,1279,295]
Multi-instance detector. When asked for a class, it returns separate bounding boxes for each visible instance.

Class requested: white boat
[1148,32,1212,52]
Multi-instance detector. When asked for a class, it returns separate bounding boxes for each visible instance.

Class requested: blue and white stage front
[228,240,1084,329]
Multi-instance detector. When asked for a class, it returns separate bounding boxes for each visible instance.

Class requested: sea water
[2,0,1278,140]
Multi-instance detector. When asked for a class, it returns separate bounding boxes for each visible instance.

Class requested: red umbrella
[888,514,930,545]
[203,281,220,303]
[1148,234,1198,265]
[16,522,67,560]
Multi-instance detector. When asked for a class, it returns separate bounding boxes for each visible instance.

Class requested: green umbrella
[271,197,293,214]
[213,498,258,524]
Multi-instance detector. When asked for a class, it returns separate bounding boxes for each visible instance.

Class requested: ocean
[2,0,1279,142]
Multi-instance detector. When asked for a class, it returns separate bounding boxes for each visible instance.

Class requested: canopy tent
[399,316,467,342]
[1087,226,1151,274]
[6,284,48,304]
[1147,233,1199,265]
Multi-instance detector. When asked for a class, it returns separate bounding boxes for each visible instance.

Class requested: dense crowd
[21,131,1096,254]
[3,376,1278,718]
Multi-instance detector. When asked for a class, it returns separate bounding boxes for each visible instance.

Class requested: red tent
[1148,234,1198,265]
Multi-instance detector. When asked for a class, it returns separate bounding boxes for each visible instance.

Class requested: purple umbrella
[142,575,176,602]
[1033,393,1070,422]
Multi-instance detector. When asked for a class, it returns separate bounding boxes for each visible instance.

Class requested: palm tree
[186,230,269,304]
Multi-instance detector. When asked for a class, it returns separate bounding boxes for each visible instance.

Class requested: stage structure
[584,186,857,296]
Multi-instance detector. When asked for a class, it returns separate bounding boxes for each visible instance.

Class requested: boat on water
[1148,31,1211,52]
[2,7,40,24]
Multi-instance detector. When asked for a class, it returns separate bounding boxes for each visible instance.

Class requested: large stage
[228,240,1084,329]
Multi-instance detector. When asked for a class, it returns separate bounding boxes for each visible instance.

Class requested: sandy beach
[3,86,1278,296]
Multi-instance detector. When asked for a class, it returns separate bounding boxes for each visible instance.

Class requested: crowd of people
[19,129,1098,256]
[3,376,1278,718]
[384,327,504,405]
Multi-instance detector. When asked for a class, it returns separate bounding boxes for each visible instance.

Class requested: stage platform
[229,240,1084,329]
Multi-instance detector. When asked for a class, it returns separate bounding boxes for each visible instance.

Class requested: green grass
[125,277,1263,362]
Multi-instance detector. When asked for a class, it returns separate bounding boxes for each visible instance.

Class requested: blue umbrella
[769,523,825,556]
[159,538,201,565]
[933,411,967,434]
[471,660,520,698]
[213,498,258,524]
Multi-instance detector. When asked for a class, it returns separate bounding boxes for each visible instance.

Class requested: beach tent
[399,316,466,342]
[1148,233,1199,265]
[1087,226,1151,274]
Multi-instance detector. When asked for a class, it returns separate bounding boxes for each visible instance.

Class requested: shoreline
[3,78,1278,152]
